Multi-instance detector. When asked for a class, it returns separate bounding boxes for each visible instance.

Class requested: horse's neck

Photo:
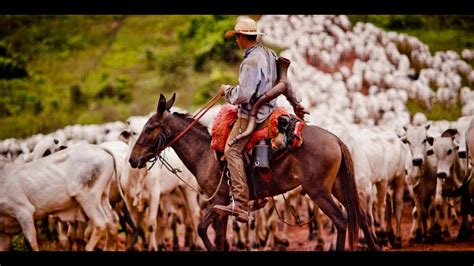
[169,121,218,190]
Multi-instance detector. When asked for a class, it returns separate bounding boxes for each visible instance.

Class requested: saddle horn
[229,56,291,146]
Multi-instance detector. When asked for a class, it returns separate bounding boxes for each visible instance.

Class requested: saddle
[210,104,305,198]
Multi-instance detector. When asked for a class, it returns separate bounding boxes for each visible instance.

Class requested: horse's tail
[336,138,360,250]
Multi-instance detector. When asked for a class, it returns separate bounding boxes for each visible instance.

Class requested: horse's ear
[165,93,176,111]
[157,94,166,115]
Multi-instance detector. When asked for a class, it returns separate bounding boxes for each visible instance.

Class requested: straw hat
[224,17,265,39]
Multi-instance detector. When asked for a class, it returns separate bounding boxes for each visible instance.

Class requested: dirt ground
[39,198,474,252]
[282,200,474,252]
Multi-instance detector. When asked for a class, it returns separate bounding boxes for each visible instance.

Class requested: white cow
[0,143,131,251]
[345,128,406,248]
[401,124,440,243]
[431,129,463,240]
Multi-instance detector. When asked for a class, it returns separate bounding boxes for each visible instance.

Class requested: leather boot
[214,203,249,223]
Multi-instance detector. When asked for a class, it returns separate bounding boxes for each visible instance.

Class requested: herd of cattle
[1,15,474,251]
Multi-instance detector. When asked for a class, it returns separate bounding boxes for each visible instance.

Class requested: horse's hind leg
[307,191,347,251]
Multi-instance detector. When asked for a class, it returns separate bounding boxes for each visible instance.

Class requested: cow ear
[165,93,176,111]
[426,149,434,156]
[427,136,434,146]
[120,130,131,142]
[157,94,166,115]
[441,128,458,138]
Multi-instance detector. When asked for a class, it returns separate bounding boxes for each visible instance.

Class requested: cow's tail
[101,147,138,247]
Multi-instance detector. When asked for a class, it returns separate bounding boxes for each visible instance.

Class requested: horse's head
[129,93,176,169]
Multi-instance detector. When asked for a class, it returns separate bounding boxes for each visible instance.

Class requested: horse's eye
[447,149,452,155]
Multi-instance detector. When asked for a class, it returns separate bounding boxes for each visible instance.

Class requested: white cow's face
[433,137,458,179]
[402,125,433,167]
[122,118,148,147]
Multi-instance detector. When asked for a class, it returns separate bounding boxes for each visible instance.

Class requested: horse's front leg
[213,215,229,251]
[197,206,219,251]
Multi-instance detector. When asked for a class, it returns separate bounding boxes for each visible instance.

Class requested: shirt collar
[243,42,261,58]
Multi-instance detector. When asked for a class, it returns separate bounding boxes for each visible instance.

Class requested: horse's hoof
[236,241,245,250]
[314,243,324,251]
[423,235,434,244]
[276,238,289,247]
[376,230,387,246]
[443,229,451,239]
[414,229,423,243]
[392,237,402,249]
[386,231,394,244]
[456,226,471,241]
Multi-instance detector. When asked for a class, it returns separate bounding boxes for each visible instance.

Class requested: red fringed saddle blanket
[210,104,305,153]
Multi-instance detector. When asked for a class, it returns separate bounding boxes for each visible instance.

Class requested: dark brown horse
[129,93,378,251]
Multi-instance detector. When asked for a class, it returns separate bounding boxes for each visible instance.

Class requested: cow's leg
[180,186,205,250]
[104,210,119,251]
[146,188,160,251]
[457,197,471,240]
[15,207,39,251]
[392,176,405,248]
[155,202,169,251]
[314,206,326,251]
[57,221,70,250]
[409,186,424,244]
[170,213,180,251]
[441,199,451,239]
[76,195,108,251]
[375,180,388,246]
[0,233,12,251]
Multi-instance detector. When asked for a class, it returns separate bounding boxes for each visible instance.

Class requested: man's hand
[219,84,231,96]
[293,103,309,120]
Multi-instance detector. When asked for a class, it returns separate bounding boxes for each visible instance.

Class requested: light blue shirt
[224,43,279,123]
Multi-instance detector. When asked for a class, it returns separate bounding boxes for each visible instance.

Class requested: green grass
[406,99,462,121]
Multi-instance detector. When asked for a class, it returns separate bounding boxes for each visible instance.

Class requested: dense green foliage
[348,15,474,54]
[0,15,473,139]
[0,15,240,139]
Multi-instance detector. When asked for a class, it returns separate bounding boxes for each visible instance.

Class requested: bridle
[133,93,226,201]
[135,93,223,167]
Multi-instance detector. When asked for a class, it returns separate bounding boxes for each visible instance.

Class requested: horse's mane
[172,112,211,139]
